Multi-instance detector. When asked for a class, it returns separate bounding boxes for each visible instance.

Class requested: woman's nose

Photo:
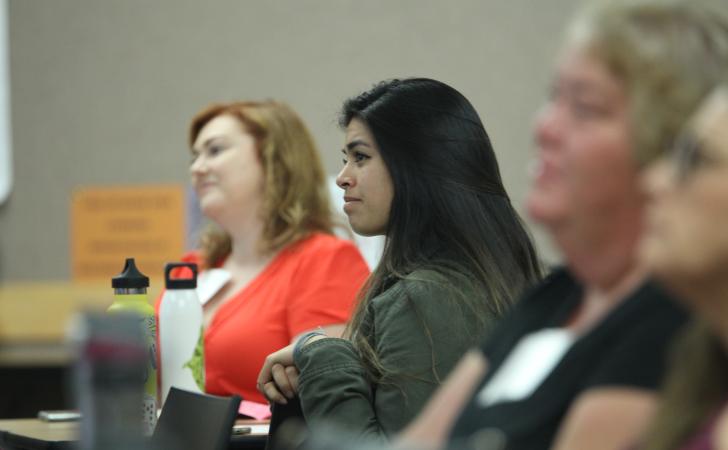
[190,153,207,175]
[533,102,563,154]
[336,165,354,189]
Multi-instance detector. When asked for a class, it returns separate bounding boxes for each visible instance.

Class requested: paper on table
[238,400,272,420]
[249,424,270,435]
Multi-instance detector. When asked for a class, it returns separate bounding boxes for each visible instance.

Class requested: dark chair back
[152,387,241,450]
[265,399,306,450]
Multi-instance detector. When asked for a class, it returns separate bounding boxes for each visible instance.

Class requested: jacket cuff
[295,338,363,384]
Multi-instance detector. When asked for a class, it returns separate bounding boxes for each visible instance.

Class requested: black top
[448,268,688,450]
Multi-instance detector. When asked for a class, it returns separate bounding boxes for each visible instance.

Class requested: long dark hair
[341,78,542,378]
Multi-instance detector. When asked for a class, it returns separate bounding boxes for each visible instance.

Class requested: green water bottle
[108,257,158,435]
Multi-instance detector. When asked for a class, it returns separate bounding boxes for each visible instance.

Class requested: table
[0,418,75,450]
[0,418,268,450]
[0,282,123,420]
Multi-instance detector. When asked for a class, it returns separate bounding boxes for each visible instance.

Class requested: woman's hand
[257,344,298,404]
[257,334,330,404]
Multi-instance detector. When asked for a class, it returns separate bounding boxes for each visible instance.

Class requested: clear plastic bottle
[158,262,205,406]
[70,312,149,450]
[107,257,158,435]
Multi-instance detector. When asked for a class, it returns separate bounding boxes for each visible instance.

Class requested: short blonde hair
[189,101,335,267]
[569,0,728,165]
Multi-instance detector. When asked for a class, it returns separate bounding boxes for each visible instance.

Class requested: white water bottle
[159,262,205,406]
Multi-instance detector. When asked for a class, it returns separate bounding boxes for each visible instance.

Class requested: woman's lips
[195,181,216,195]
[644,206,666,236]
[531,158,560,186]
[343,196,361,213]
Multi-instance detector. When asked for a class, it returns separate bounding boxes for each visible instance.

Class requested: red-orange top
[156,233,369,403]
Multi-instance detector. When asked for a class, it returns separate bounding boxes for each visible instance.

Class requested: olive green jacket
[294,269,495,444]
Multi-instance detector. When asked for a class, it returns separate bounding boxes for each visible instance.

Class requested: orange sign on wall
[71,184,185,282]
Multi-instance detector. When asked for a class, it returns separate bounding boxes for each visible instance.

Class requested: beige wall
[0,0,591,281]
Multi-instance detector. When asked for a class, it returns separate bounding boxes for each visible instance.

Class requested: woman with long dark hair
[257,78,542,441]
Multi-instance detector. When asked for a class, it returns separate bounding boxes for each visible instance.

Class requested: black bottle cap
[164,262,198,290]
[111,258,150,289]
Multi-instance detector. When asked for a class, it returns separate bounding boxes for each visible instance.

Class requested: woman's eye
[208,145,225,156]
[353,152,369,163]
[571,101,609,119]
[342,158,348,166]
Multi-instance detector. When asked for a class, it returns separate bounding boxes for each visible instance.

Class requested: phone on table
[232,425,252,435]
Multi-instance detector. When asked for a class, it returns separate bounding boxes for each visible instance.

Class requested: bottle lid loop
[164,262,198,289]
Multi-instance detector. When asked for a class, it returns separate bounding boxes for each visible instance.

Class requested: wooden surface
[0,281,163,366]
[0,418,269,449]
[0,418,76,442]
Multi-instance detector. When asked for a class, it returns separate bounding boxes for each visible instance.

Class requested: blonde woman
[400,2,728,450]
[639,87,728,450]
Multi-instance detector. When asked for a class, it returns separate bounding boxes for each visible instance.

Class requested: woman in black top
[399,2,728,450]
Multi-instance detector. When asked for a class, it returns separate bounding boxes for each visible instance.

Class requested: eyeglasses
[669,132,717,183]
[669,86,728,183]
